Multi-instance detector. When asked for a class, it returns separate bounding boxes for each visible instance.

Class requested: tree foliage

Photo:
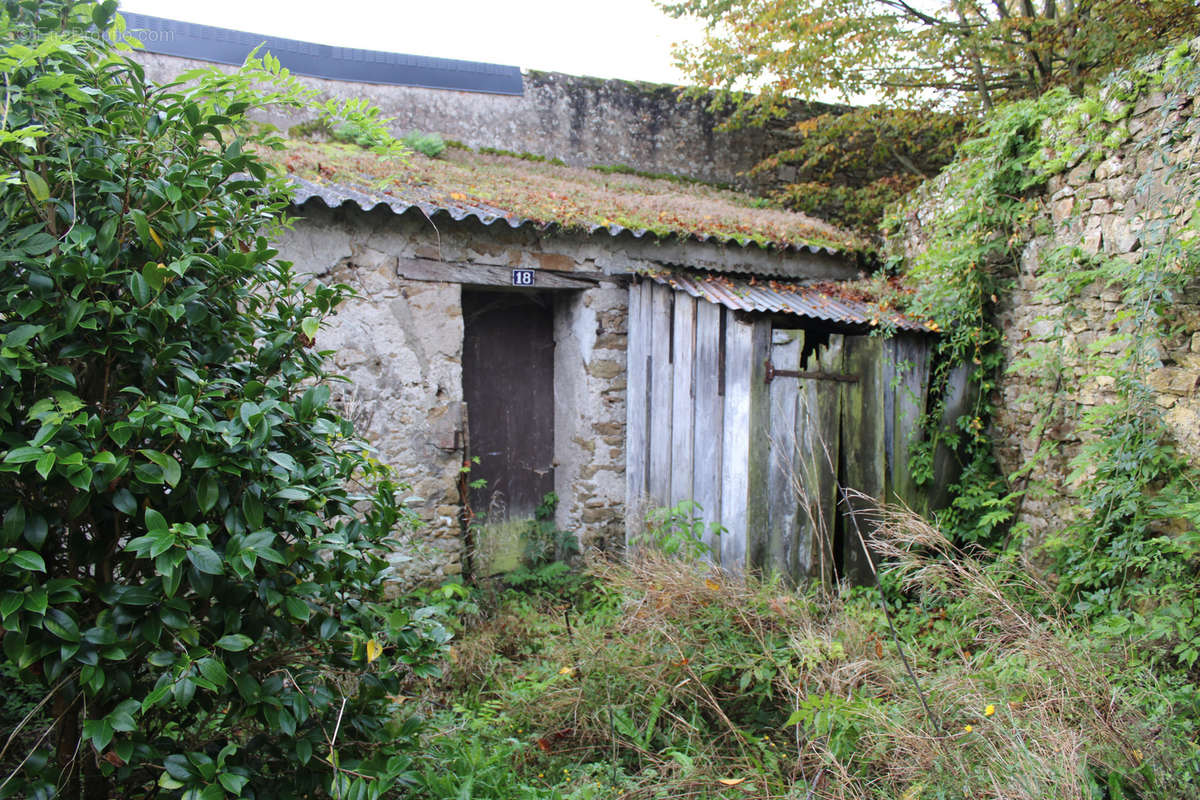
[661,0,1200,232]
[0,2,444,798]
[662,0,1200,112]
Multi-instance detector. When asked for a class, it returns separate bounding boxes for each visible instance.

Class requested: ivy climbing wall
[900,38,1200,542]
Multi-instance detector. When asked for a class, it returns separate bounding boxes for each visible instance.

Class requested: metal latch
[763,359,859,385]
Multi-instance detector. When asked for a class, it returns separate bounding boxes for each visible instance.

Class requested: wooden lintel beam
[394,256,599,289]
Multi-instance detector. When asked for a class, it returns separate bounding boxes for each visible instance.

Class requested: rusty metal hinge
[763,359,859,385]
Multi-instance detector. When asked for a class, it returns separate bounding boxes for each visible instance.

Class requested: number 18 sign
[511,269,535,286]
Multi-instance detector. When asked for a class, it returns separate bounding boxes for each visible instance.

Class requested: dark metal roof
[646,271,932,332]
[287,175,848,259]
[117,12,524,95]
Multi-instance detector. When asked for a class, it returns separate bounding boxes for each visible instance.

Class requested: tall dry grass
[437,506,1178,799]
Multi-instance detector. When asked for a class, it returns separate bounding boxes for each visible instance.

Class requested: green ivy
[894,89,1077,546]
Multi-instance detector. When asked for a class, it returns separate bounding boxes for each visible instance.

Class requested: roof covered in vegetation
[274,140,867,254]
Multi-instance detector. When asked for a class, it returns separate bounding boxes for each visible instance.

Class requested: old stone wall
[132,51,838,189]
[900,41,1200,539]
[275,203,633,582]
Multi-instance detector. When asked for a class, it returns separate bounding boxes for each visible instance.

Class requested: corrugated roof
[288,175,847,258]
[646,271,933,332]
[118,12,524,95]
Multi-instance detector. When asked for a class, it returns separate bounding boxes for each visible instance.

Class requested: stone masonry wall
[901,41,1200,539]
[275,203,632,582]
[132,51,840,190]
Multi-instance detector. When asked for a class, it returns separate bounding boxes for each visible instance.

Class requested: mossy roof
[273,140,867,254]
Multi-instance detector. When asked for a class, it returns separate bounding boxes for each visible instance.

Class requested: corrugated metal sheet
[288,176,846,258]
[646,271,933,332]
[118,13,524,95]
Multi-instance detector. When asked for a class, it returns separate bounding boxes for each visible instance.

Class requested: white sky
[117,0,708,85]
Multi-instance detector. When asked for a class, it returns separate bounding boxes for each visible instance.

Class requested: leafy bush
[0,3,443,797]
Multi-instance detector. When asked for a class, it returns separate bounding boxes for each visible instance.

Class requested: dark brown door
[462,290,556,524]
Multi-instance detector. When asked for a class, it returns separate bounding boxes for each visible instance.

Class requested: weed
[401,130,447,158]
[633,500,723,560]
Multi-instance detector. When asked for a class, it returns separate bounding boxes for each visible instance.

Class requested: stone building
[125,11,940,584]
[270,143,923,584]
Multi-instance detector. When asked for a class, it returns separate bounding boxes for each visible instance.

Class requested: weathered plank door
[462,290,556,572]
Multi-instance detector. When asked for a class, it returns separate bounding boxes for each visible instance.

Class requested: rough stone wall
[131,51,839,189]
[553,287,629,554]
[900,42,1200,539]
[275,203,633,581]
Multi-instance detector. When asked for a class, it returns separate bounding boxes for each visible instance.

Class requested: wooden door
[462,290,556,533]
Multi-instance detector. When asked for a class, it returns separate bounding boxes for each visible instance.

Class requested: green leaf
[2,447,41,464]
[11,551,46,572]
[23,169,50,202]
[44,608,81,642]
[141,260,164,292]
[284,596,311,621]
[197,473,219,513]
[112,489,137,515]
[215,634,252,652]
[1,593,23,619]
[34,451,55,479]
[161,455,181,487]
[300,316,319,340]
[198,657,228,687]
[2,324,42,348]
[145,508,168,533]
[186,546,223,575]
[218,773,248,795]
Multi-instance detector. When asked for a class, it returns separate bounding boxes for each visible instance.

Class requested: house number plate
[512,269,535,286]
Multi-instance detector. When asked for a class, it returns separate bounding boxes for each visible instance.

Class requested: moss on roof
[271,140,868,253]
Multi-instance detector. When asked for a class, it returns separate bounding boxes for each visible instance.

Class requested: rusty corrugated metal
[287,175,846,258]
[646,271,932,332]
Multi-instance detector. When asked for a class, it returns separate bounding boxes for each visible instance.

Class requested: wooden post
[670,294,697,508]
[648,284,674,507]
[839,334,886,585]
[720,312,753,572]
[746,320,772,573]
[797,334,843,590]
[889,334,933,512]
[691,301,725,561]
[624,280,650,546]
[767,329,803,582]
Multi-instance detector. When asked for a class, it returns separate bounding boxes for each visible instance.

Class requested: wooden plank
[647,283,675,507]
[745,320,772,574]
[797,334,843,590]
[767,329,802,582]
[889,334,932,513]
[719,313,754,573]
[930,361,977,511]
[624,279,649,546]
[839,334,886,585]
[670,294,697,507]
[882,337,897,506]
[395,256,598,289]
[691,300,724,560]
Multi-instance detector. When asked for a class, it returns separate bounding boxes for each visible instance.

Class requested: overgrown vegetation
[401,510,1195,799]
[0,3,445,797]
[881,36,1200,788]
[275,139,865,251]
[659,0,1200,234]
